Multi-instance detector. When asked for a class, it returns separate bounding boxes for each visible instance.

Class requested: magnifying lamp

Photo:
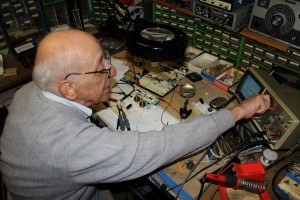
[126,19,188,62]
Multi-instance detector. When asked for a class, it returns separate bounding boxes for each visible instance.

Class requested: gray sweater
[0,82,235,199]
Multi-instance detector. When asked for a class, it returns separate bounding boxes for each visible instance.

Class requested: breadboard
[139,72,177,97]
[95,80,180,132]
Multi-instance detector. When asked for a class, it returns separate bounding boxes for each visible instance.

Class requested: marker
[177,162,183,174]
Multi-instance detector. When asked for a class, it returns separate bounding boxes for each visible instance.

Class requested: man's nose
[110,65,117,77]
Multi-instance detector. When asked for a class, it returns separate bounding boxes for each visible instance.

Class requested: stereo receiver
[235,67,300,149]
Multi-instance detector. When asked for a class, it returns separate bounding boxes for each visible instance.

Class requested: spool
[260,149,278,166]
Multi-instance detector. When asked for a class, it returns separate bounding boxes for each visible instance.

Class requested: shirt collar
[42,90,92,118]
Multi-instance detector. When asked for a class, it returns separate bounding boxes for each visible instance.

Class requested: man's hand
[230,94,271,122]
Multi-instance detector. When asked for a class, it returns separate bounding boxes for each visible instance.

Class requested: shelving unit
[41,0,71,29]
[91,0,114,27]
[0,0,44,49]
[0,26,9,55]
[152,0,300,76]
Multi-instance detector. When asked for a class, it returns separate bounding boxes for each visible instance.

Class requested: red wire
[127,57,140,86]
[159,88,182,126]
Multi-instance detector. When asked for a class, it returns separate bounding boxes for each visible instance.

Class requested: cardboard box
[201,59,232,81]
[213,67,244,91]
[188,53,233,81]
[176,46,203,67]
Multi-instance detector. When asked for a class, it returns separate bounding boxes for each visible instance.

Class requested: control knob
[272,15,284,27]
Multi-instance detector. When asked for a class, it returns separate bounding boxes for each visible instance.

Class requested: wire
[209,189,219,200]
[157,89,182,126]
[272,163,288,200]
[174,146,211,199]
[197,137,260,199]
[166,133,256,194]
[196,178,207,200]
[117,81,135,102]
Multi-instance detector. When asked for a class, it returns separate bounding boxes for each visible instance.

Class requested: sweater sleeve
[67,109,234,184]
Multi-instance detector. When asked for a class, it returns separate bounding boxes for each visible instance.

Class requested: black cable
[116,80,135,102]
[174,146,212,199]
[209,189,219,200]
[272,163,289,200]
[196,178,206,200]
[197,142,252,199]
[187,136,253,183]
[166,132,260,196]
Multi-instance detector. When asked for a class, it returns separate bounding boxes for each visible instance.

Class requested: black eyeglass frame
[65,51,112,80]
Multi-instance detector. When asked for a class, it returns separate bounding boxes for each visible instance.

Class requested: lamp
[126,19,188,62]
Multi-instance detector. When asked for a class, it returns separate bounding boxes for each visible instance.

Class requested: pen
[177,162,183,174]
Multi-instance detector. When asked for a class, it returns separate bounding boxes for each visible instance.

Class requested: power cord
[272,163,288,200]
[174,146,211,199]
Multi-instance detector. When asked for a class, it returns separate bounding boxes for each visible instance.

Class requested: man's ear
[58,80,77,100]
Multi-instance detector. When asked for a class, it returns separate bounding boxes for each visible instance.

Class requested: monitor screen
[235,69,265,101]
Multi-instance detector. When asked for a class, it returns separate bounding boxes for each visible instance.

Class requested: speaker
[248,0,300,49]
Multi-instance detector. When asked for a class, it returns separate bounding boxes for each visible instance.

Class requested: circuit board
[139,72,177,97]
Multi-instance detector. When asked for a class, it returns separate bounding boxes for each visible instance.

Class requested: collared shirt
[42,90,92,118]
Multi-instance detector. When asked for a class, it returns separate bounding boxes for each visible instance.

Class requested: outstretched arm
[230,94,270,122]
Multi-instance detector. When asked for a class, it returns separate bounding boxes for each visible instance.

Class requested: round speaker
[265,4,295,35]
[126,19,188,62]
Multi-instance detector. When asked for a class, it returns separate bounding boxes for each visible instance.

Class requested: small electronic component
[186,72,203,82]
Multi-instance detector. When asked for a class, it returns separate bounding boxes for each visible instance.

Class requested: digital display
[235,70,265,101]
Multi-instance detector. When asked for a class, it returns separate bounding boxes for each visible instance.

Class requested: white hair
[32,54,66,91]
[32,29,102,91]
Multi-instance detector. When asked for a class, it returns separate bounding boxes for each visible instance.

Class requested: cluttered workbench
[92,50,300,200]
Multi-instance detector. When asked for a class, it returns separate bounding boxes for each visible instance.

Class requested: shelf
[0,55,32,92]
[153,0,290,52]
[239,28,289,52]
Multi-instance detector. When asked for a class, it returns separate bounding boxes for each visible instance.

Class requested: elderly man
[1,29,270,199]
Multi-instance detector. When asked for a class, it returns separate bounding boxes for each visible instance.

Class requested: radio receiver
[248,0,300,49]
[194,0,254,11]
[193,1,253,30]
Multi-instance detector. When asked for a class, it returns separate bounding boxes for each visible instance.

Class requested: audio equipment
[192,1,253,30]
[235,67,300,149]
[194,0,254,11]
[248,0,300,49]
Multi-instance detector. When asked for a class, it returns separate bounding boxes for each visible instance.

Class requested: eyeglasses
[65,50,112,80]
